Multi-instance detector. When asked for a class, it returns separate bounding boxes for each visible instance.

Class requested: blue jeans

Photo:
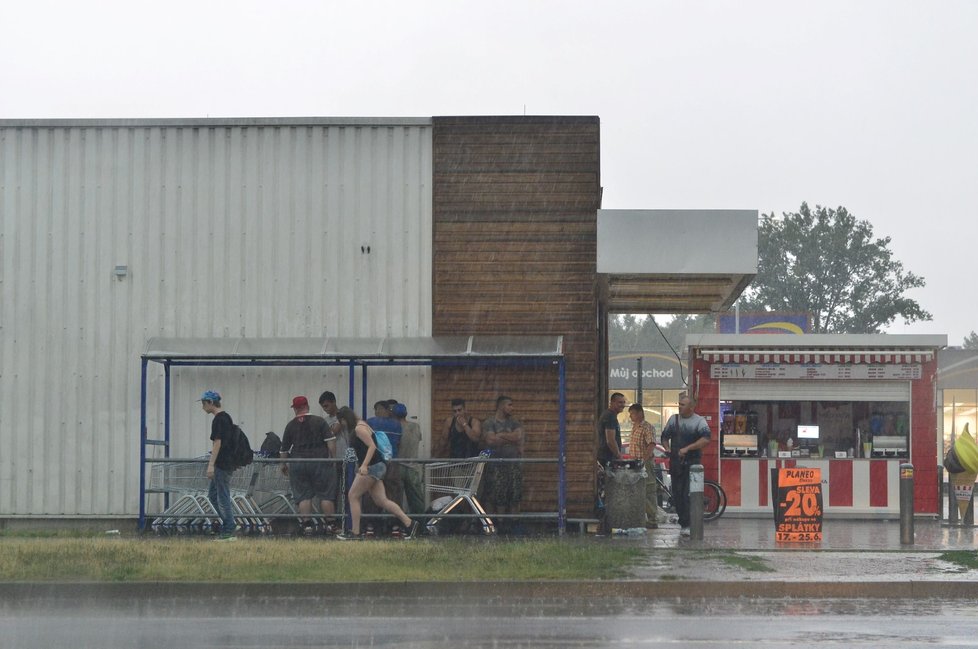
[208,466,235,534]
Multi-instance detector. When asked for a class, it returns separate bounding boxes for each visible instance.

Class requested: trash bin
[604,459,647,529]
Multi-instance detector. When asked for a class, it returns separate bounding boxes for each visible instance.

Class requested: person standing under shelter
[280,395,338,535]
[200,390,237,541]
[595,392,626,533]
[598,393,626,465]
[444,398,482,458]
[318,391,344,452]
[628,403,658,528]
[660,394,711,537]
[482,395,525,534]
[393,402,425,516]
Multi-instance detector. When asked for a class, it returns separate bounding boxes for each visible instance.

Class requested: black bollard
[690,464,704,540]
[899,463,914,545]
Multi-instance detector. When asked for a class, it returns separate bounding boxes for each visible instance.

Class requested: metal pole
[343,449,357,534]
[689,464,704,540]
[163,362,172,513]
[138,357,148,531]
[361,364,368,417]
[899,463,914,545]
[636,356,643,406]
[557,357,567,536]
[347,360,356,408]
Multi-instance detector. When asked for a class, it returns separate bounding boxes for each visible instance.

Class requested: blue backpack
[372,430,394,462]
[366,416,402,460]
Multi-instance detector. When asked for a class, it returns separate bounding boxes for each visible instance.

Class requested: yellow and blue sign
[717,312,810,335]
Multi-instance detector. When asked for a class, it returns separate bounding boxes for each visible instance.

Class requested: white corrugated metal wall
[0,118,433,517]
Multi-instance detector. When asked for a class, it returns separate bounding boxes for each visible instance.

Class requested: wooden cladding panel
[430,366,597,515]
[431,117,601,518]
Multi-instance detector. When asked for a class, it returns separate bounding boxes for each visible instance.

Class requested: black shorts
[288,460,338,503]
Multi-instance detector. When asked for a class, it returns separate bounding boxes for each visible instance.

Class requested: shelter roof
[142,335,563,362]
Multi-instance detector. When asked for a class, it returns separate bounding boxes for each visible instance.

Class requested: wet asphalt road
[5,597,978,648]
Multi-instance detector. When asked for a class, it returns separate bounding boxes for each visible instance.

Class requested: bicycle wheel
[703,480,727,521]
[655,473,675,513]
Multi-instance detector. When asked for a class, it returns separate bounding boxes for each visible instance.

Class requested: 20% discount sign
[774,467,823,542]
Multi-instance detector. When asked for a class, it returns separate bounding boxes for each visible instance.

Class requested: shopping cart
[149,456,217,535]
[248,459,300,533]
[149,456,272,535]
[424,456,494,535]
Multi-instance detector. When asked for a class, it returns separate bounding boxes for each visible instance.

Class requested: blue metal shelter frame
[139,335,568,533]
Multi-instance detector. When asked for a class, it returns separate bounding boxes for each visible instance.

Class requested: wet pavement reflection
[4,597,978,648]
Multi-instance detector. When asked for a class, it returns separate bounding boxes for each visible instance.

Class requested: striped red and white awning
[700,351,934,364]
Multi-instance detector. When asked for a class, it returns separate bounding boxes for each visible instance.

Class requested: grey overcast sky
[3,1,976,343]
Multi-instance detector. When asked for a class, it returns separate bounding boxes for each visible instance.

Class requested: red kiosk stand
[686,334,945,517]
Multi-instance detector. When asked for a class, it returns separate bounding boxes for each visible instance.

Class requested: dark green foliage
[736,203,931,333]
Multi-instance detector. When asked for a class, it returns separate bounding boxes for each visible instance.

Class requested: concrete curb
[4,580,978,601]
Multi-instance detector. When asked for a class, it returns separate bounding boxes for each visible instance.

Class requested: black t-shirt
[597,409,621,464]
[351,424,384,466]
[282,414,335,458]
[449,416,480,459]
[210,411,235,471]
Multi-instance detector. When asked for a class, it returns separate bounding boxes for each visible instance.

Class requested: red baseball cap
[291,396,309,409]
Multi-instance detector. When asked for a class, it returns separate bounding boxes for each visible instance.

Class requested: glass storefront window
[942,389,978,459]
[717,399,909,459]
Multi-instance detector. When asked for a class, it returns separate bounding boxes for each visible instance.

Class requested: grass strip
[938,550,978,571]
[0,537,643,582]
[714,551,776,573]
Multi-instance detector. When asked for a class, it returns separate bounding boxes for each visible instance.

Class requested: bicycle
[654,466,727,521]
[652,447,727,521]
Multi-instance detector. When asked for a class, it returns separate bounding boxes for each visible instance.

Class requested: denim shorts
[367,461,387,481]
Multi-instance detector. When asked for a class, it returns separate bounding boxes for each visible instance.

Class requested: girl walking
[336,406,419,540]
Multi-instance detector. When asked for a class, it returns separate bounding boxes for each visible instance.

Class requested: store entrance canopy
[596,209,758,313]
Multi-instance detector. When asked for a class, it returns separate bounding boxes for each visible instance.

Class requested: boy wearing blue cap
[199,390,237,541]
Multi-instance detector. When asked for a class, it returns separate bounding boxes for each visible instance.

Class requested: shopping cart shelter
[0,115,757,527]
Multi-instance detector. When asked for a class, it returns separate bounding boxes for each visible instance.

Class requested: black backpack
[260,431,283,458]
[229,425,255,469]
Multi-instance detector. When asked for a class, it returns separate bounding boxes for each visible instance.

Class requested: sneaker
[680,527,691,537]
[390,525,403,539]
[302,522,315,537]
[323,523,338,536]
[364,524,375,538]
[403,520,421,540]
[336,532,363,541]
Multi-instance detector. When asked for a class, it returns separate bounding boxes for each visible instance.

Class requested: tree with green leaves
[736,203,931,333]
[963,331,978,350]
